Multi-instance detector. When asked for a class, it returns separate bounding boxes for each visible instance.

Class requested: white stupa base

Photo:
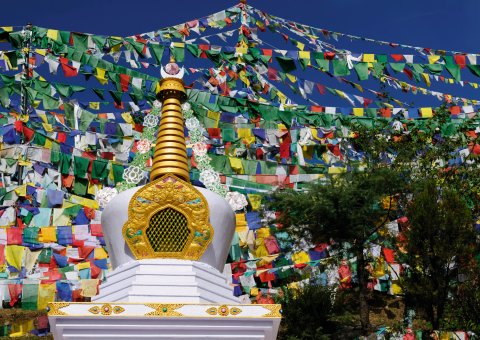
[48,302,281,340]
[93,259,240,304]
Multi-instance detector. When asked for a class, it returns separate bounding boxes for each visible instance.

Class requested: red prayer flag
[391,54,404,62]
[61,63,78,77]
[454,55,466,69]
[119,74,131,92]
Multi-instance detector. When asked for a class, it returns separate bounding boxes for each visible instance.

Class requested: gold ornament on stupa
[122,60,214,260]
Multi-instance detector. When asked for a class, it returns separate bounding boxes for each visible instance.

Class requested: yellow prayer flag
[237,128,252,138]
[1,26,13,32]
[421,73,431,87]
[353,83,363,92]
[391,283,403,295]
[95,68,108,85]
[299,51,310,59]
[235,213,247,226]
[37,112,48,124]
[89,102,100,110]
[239,70,250,86]
[172,42,185,48]
[235,47,248,55]
[81,279,99,297]
[353,108,364,117]
[38,283,56,310]
[286,73,297,83]
[35,49,47,56]
[247,194,262,211]
[291,251,310,264]
[207,110,220,126]
[6,245,25,271]
[39,227,57,243]
[42,123,53,132]
[277,91,287,104]
[14,185,27,197]
[420,107,433,117]
[328,166,347,174]
[77,261,91,270]
[44,139,52,149]
[229,157,244,174]
[9,320,34,337]
[70,195,99,209]
[46,29,59,41]
[428,55,441,64]
[256,229,270,241]
[296,41,305,51]
[363,54,375,63]
[94,247,108,260]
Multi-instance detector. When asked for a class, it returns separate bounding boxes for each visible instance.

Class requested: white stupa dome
[101,184,236,272]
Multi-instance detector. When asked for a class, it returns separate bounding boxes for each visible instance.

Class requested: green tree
[402,180,476,330]
[268,167,403,335]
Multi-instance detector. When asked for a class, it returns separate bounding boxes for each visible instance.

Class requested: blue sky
[2,0,478,51]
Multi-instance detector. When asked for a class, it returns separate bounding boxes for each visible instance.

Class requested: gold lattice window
[146,208,190,253]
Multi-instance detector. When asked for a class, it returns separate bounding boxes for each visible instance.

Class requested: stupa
[48,62,281,339]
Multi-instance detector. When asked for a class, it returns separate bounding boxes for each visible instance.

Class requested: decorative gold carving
[144,303,184,316]
[151,78,188,182]
[47,302,70,316]
[123,174,214,260]
[88,304,125,316]
[230,307,242,315]
[205,305,243,317]
[88,306,100,314]
[156,78,187,102]
[262,304,282,317]
[113,305,126,314]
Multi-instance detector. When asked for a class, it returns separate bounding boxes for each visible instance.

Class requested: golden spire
[150,64,189,182]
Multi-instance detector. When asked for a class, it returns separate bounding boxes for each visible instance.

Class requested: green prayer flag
[389,62,405,73]
[33,132,47,146]
[111,163,125,183]
[186,43,200,58]
[425,64,443,75]
[38,248,52,264]
[332,60,350,77]
[23,227,39,244]
[74,156,90,178]
[93,88,105,100]
[79,109,96,131]
[109,90,123,104]
[467,64,480,78]
[275,56,296,73]
[91,159,109,180]
[63,103,76,128]
[42,95,60,110]
[72,33,88,52]
[445,63,461,81]
[354,62,369,80]
[73,177,88,196]
[59,153,72,175]
[170,45,185,62]
[22,284,39,310]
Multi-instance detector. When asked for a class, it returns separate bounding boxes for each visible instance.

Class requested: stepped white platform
[92,259,240,304]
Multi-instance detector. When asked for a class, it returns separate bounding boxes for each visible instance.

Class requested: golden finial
[150,62,189,182]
